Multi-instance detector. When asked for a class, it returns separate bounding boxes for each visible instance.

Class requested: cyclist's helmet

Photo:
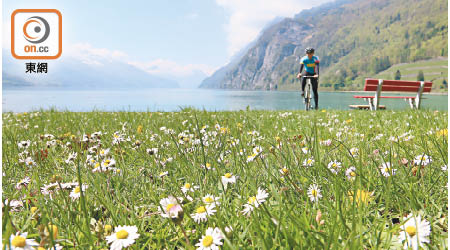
[305,47,315,54]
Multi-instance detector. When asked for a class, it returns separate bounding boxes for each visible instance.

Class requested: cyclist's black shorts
[301,72,318,92]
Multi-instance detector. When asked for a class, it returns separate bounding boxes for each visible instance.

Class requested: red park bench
[350,79,432,110]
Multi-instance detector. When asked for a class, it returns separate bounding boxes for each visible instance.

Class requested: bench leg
[407,98,416,109]
[365,98,375,111]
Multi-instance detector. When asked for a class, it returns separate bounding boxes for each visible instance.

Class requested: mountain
[199,16,285,89]
[200,0,448,91]
[2,50,179,90]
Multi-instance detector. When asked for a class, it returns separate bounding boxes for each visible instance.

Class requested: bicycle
[301,75,318,111]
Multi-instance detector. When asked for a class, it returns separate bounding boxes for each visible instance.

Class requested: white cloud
[65,43,129,65]
[65,43,215,77]
[129,59,216,77]
[216,0,331,57]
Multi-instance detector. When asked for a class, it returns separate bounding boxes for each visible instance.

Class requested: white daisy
[99,148,110,158]
[191,204,216,223]
[92,165,119,173]
[8,232,38,249]
[181,183,199,193]
[195,227,223,250]
[15,177,31,190]
[279,167,289,175]
[24,157,36,168]
[303,158,315,167]
[101,158,116,168]
[106,225,140,250]
[41,183,59,196]
[307,184,322,202]
[349,147,359,157]
[146,148,158,156]
[86,155,99,167]
[380,162,397,177]
[17,140,31,150]
[202,194,220,206]
[345,167,357,180]
[242,188,269,216]
[414,154,432,166]
[4,199,24,211]
[221,173,237,186]
[327,160,342,174]
[320,139,332,146]
[69,184,88,200]
[159,171,169,178]
[246,153,258,162]
[159,196,183,218]
[201,163,213,170]
[398,214,431,250]
[301,147,309,154]
[65,152,77,164]
[441,165,447,171]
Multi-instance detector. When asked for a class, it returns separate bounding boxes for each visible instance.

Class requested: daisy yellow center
[166,203,175,211]
[384,167,391,172]
[332,163,337,168]
[28,161,33,165]
[101,150,105,154]
[38,247,46,250]
[282,168,288,173]
[202,235,213,247]
[421,156,426,161]
[74,187,81,193]
[206,163,211,168]
[116,229,129,239]
[104,160,111,165]
[184,183,191,189]
[248,196,257,204]
[307,159,313,164]
[405,226,416,237]
[95,162,100,168]
[204,197,213,203]
[311,189,318,197]
[11,235,26,247]
[196,206,206,213]
[225,173,232,178]
[350,171,356,177]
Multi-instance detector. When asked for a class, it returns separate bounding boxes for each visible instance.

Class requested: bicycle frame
[302,76,317,111]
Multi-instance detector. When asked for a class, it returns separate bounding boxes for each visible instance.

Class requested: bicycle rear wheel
[305,80,311,111]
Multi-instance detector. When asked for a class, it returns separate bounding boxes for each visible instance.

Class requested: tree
[417,70,425,81]
[394,70,401,80]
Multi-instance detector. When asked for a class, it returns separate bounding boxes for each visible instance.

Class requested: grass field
[2,109,448,249]
[375,57,448,91]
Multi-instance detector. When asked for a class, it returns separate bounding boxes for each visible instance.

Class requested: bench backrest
[364,79,432,92]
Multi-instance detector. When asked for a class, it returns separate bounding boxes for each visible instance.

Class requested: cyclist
[297,47,320,110]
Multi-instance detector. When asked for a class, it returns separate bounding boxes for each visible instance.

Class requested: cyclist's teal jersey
[300,55,320,74]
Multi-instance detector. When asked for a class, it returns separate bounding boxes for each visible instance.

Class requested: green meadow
[2,109,448,249]
[374,58,448,91]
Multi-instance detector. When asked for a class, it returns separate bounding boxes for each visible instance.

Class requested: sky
[2,0,331,80]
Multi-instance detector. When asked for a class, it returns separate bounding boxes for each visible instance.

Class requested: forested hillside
[200,0,448,91]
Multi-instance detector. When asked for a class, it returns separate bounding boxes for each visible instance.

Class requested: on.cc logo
[23,16,50,44]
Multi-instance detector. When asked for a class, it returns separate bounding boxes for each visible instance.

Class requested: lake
[2,88,448,112]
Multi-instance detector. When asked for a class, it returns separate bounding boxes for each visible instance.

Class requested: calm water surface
[2,88,448,112]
